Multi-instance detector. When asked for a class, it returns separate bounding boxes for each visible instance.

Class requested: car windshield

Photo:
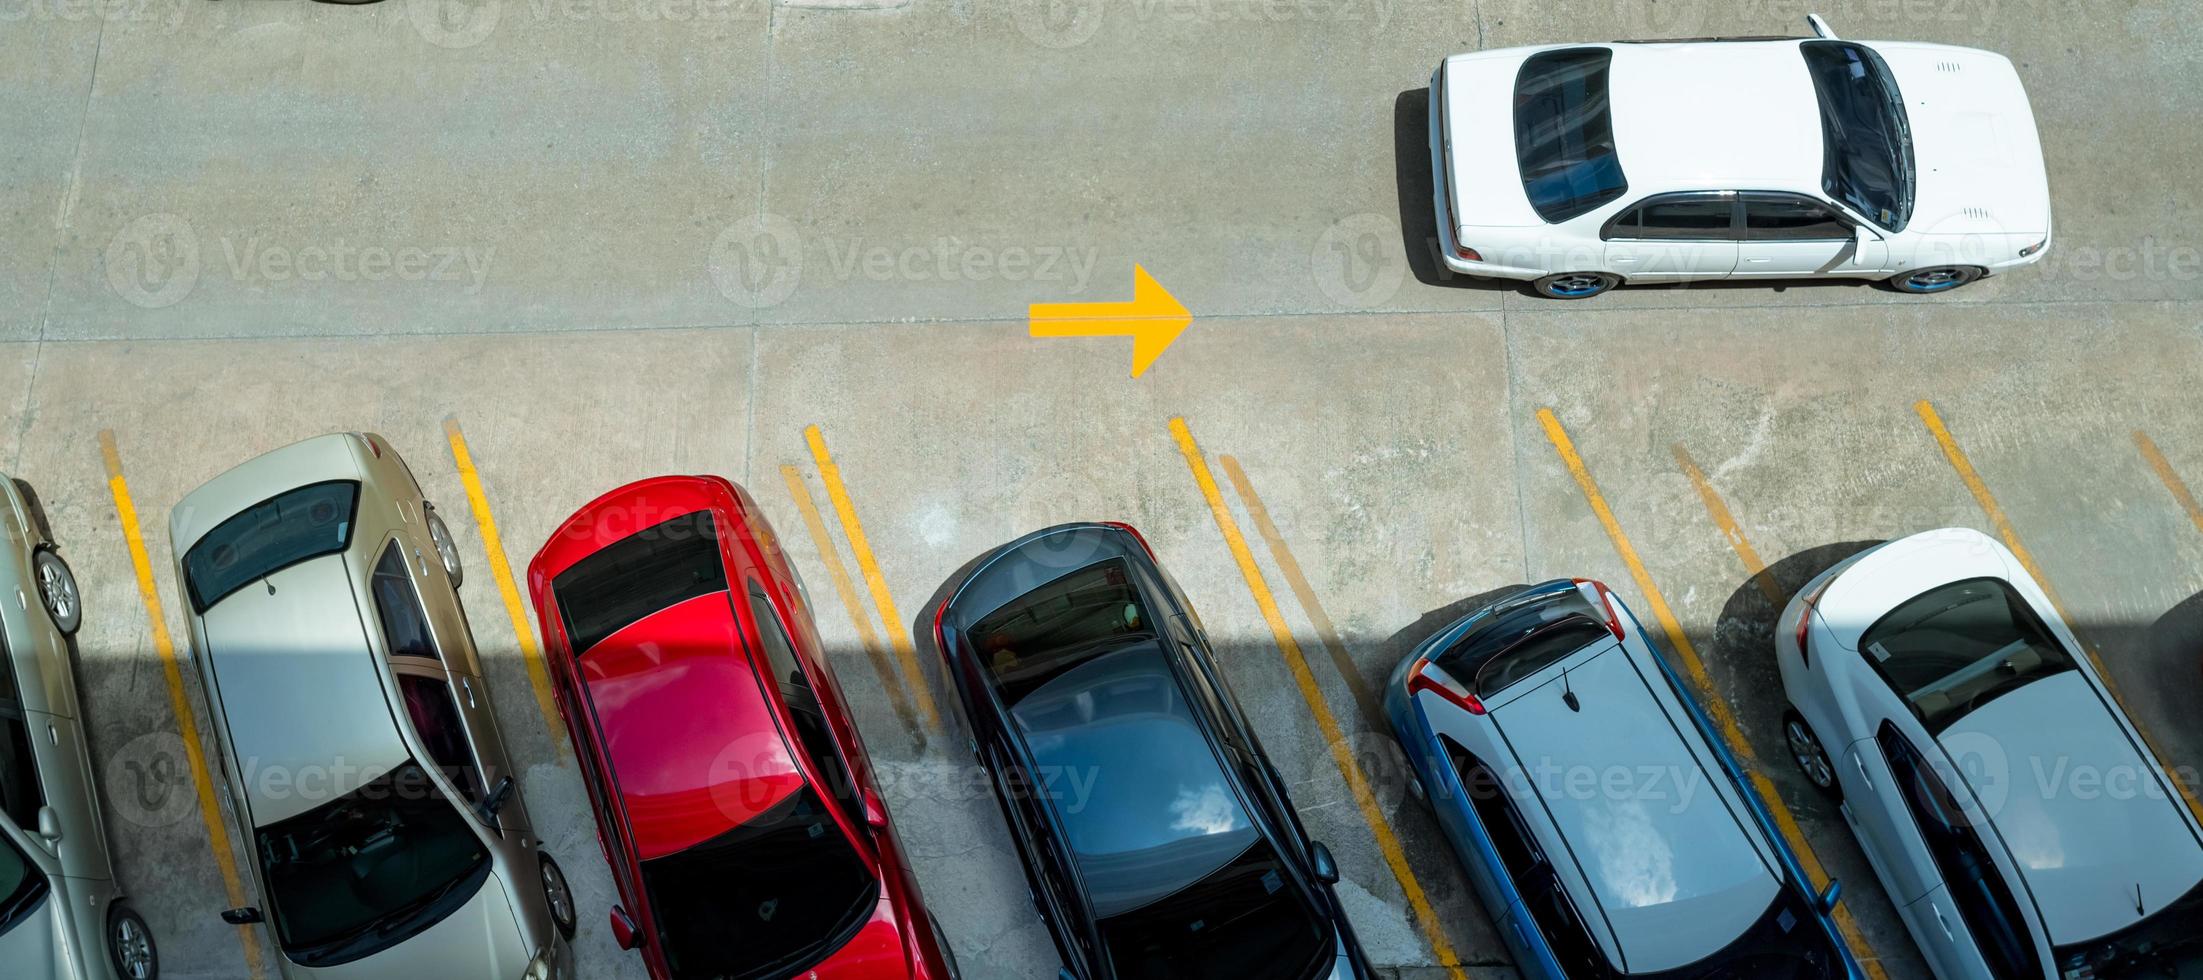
[551,510,727,654]
[1801,41,1914,231]
[1857,578,2075,732]
[183,481,360,612]
[1513,47,1628,223]
[639,784,878,980]
[2053,874,2203,979]
[1622,885,1848,980]
[970,558,1155,708]
[0,828,50,940]
[254,760,489,966]
[1098,835,1330,980]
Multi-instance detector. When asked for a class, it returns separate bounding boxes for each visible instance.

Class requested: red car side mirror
[609,905,642,951]
[863,788,891,833]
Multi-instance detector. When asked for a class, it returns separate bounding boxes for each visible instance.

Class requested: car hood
[0,894,60,980]
[290,872,532,980]
[1875,43,2051,238]
[1940,670,2203,944]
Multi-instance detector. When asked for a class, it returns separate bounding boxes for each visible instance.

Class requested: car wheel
[109,903,158,980]
[426,504,464,588]
[1888,266,1982,294]
[33,547,81,636]
[1784,711,1842,801]
[1532,271,1619,299]
[540,853,576,940]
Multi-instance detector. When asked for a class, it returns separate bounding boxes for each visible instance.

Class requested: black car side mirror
[221,907,263,925]
[1310,841,1340,885]
[478,775,515,825]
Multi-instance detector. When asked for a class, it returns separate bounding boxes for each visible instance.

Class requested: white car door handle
[1745,257,1773,264]
[461,676,477,708]
[1853,753,1874,790]
[1934,905,1954,940]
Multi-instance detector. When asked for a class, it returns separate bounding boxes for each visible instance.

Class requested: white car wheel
[1784,711,1841,800]
[109,904,158,980]
[34,548,81,636]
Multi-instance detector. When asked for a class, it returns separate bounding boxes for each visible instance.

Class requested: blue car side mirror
[1817,878,1843,913]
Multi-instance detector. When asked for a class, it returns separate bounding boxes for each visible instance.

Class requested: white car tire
[33,547,81,636]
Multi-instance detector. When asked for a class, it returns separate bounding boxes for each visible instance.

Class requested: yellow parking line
[1672,443,1781,606]
[1216,455,1380,724]
[1536,410,1889,980]
[1916,402,2203,822]
[779,465,922,741]
[442,419,566,762]
[802,426,942,732]
[2134,431,2203,535]
[1170,418,1468,980]
[98,431,265,980]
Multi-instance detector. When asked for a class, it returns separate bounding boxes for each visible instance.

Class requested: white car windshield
[1802,41,1915,231]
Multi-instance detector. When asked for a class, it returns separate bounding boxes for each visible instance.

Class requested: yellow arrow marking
[1029,264,1190,378]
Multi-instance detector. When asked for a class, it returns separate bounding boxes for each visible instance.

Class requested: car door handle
[461,676,477,708]
[1934,904,1954,940]
[1745,257,1773,264]
[46,724,58,746]
[1853,753,1874,791]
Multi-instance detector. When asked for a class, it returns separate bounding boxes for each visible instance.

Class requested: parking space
[5,1,2203,979]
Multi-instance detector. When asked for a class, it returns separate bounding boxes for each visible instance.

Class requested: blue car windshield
[183,480,360,612]
[1514,47,1628,223]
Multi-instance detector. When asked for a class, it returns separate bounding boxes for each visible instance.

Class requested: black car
[930,522,1373,980]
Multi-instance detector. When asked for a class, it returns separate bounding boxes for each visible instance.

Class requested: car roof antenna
[2133,882,2145,916]
[1561,667,1581,713]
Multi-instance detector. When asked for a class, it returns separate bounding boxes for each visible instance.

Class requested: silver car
[1777,528,2203,979]
[0,474,158,980]
[169,434,575,979]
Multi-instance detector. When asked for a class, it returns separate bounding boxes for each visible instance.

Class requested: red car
[527,476,957,980]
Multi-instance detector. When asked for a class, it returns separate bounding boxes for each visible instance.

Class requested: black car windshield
[1801,41,1914,231]
[183,481,360,612]
[2053,874,2203,978]
[1513,47,1628,223]
[640,784,878,980]
[254,760,489,966]
[970,558,1156,707]
[1098,835,1330,980]
[1857,578,2075,732]
[551,510,727,654]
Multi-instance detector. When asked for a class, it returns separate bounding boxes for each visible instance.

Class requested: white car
[1777,528,2203,979]
[1430,16,2052,298]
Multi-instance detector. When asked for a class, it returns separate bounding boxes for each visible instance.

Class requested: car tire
[1784,710,1842,802]
[33,547,81,636]
[109,903,158,980]
[1532,272,1620,299]
[540,853,577,940]
[425,504,464,588]
[1887,266,1982,294]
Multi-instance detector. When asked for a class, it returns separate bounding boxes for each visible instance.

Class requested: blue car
[1383,579,1864,979]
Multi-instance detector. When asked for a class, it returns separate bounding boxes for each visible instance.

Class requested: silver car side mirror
[36,805,62,845]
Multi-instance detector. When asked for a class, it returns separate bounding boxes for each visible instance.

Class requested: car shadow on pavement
[1392,88,1516,295]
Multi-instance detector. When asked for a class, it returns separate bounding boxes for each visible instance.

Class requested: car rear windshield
[2053,874,2203,979]
[1099,835,1330,980]
[1514,47,1628,223]
[1802,41,1914,231]
[551,510,726,654]
[968,558,1155,708]
[183,481,360,613]
[640,784,877,980]
[1858,578,2075,732]
[255,761,489,967]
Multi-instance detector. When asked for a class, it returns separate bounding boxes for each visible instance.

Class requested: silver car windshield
[0,829,49,939]
[183,480,361,613]
[254,760,488,967]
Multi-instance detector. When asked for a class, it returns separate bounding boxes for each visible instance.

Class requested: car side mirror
[1059,971,1078,980]
[609,905,642,951]
[1853,223,1877,247]
[862,788,891,834]
[478,775,515,825]
[1817,878,1843,913]
[1309,841,1340,885]
[35,806,62,845]
[220,907,263,925]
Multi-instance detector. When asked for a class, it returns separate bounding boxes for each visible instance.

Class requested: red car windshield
[639,783,878,980]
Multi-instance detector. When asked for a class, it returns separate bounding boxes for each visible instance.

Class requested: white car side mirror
[1806,14,1837,39]
[36,805,63,845]
[1853,223,1876,248]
